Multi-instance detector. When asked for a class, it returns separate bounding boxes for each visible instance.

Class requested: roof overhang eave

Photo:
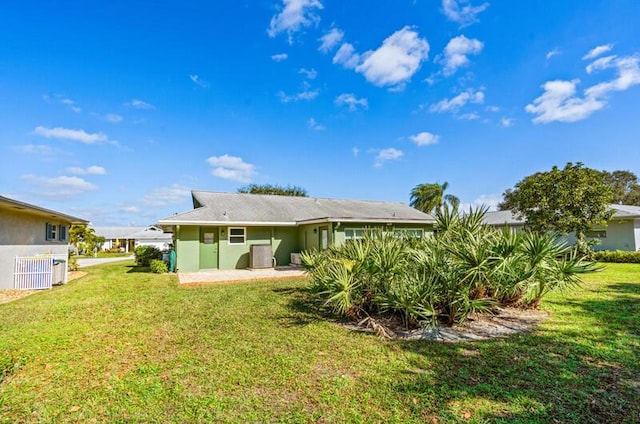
[157,220,297,227]
[295,217,435,225]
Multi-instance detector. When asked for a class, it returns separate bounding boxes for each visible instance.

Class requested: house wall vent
[249,244,273,269]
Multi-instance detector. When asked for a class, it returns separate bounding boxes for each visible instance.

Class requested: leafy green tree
[409,182,460,214]
[69,225,105,254]
[499,162,613,240]
[237,184,308,197]
[601,170,640,205]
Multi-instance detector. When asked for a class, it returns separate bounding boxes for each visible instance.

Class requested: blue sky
[1,0,639,226]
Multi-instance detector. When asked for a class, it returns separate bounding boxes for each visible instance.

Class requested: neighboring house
[482,205,640,251]
[0,195,88,290]
[93,226,172,252]
[158,191,435,272]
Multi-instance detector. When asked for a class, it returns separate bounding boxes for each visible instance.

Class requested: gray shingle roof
[482,204,640,226]
[481,210,524,226]
[159,191,435,226]
[93,226,171,240]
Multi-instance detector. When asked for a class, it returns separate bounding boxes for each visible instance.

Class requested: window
[46,223,57,241]
[394,228,424,239]
[345,228,365,241]
[228,227,246,245]
[58,225,67,242]
[203,232,215,244]
[585,230,607,238]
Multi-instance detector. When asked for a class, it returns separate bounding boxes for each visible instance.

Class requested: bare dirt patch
[0,290,35,304]
[344,307,548,342]
[68,271,88,282]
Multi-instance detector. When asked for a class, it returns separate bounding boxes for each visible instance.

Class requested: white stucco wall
[634,219,640,251]
[0,245,69,289]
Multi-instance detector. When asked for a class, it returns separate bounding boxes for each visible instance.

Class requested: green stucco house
[158,191,435,272]
[482,205,640,251]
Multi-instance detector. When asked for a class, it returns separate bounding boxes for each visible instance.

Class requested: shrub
[68,256,79,272]
[134,245,163,267]
[593,250,640,263]
[303,207,597,327]
[150,259,168,274]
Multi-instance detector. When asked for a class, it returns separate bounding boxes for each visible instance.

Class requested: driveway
[77,256,134,268]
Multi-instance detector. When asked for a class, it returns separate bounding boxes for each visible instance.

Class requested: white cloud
[308,117,325,131]
[526,79,604,123]
[583,44,613,60]
[34,126,109,144]
[352,147,360,157]
[142,184,191,207]
[500,117,514,127]
[410,131,440,146]
[458,112,480,120]
[189,74,210,88]
[267,0,323,41]
[355,27,429,89]
[106,113,123,123]
[70,106,82,113]
[526,53,640,123]
[319,28,344,53]
[277,88,320,103]
[486,105,500,112]
[299,68,317,79]
[206,154,256,183]
[429,88,484,113]
[333,43,360,69]
[271,53,289,61]
[13,144,55,156]
[21,174,98,198]
[546,48,561,60]
[585,55,616,74]
[585,55,640,98]
[442,0,489,27]
[374,148,404,167]
[120,205,140,213]
[66,166,106,175]
[440,35,483,76]
[459,194,501,212]
[334,93,368,111]
[128,99,155,110]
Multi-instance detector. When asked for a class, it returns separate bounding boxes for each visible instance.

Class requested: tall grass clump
[302,207,598,327]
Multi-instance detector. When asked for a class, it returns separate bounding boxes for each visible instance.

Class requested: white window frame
[228,227,246,245]
[46,223,57,241]
[344,228,366,241]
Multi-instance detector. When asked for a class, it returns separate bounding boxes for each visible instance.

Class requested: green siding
[176,226,199,272]
[177,222,434,271]
[218,227,272,269]
[272,227,299,266]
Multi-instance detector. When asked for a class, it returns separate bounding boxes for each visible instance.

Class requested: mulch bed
[344,307,548,342]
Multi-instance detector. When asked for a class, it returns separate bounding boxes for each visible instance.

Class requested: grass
[0,261,638,423]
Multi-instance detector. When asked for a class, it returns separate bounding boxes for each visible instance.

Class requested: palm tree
[409,182,460,214]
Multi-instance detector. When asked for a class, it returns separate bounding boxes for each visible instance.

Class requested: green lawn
[0,262,638,423]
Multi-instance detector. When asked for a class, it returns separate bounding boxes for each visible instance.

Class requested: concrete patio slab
[178,266,307,285]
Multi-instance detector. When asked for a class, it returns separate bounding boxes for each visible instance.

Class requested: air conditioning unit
[250,244,273,269]
[290,253,302,266]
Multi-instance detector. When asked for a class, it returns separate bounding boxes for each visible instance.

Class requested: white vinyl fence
[13,255,68,290]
